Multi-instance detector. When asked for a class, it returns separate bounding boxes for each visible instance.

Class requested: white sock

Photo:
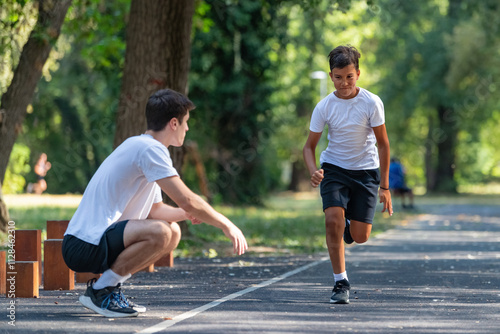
[118,273,132,283]
[333,271,348,282]
[93,269,131,290]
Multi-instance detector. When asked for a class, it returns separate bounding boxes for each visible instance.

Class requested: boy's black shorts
[62,220,129,274]
[320,163,380,224]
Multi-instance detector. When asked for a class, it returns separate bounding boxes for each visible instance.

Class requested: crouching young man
[62,89,248,318]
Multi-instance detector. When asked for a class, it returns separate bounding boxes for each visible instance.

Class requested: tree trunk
[185,140,212,202]
[432,105,458,193]
[0,0,72,231]
[427,0,461,194]
[425,115,437,192]
[289,10,320,193]
[288,160,310,192]
[113,0,195,232]
[0,187,8,233]
[113,0,195,148]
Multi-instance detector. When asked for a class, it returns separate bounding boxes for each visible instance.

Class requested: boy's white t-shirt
[65,134,178,245]
[309,87,385,170]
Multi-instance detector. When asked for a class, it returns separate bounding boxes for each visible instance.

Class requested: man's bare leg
[112,219,181,276]
[91,219,181,291]
[79,219,181,317]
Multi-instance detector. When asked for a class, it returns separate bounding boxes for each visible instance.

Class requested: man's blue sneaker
[79,279,138,317]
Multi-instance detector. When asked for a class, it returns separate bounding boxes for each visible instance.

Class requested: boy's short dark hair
[146,89,196,131]
[328,45,361,71]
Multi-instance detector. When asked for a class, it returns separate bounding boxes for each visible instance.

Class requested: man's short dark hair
[146,89,196,131]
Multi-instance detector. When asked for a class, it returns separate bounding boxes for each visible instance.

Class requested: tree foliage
[368,0,500,193]
[186,0,359,202]
[0,0,72,231]
[187,0,286,204]
[113,0,195,149]
[21,0,128,193]
[2,0,500,213]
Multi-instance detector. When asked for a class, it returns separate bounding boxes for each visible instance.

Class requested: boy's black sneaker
[330,279,350,304]
[344,219,354,244]
[79,279,138,317]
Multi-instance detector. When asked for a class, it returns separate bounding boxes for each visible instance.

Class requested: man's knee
[147,221,173,249]
[168,222,181,244]
[154,221,182,249]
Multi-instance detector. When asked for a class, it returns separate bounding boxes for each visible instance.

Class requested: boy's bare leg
[324,206,346,274]
[325,207,373,274]
[111,220,181,276]
[350,220,372,244]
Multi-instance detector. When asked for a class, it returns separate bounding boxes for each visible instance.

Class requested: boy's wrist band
[379,186,389,190]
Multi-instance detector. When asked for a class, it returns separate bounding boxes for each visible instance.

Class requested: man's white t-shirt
[65,134,179,245]
[309,87,385,170]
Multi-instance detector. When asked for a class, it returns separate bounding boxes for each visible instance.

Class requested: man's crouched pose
[63,89,248,317]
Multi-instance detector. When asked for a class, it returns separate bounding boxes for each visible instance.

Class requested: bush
[3,143,31,194]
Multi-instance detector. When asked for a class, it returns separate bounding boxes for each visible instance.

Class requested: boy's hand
[310,169,324,188]
[379,189,393,216]
[223,224,248,255]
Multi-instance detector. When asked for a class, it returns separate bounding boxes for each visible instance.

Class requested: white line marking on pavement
[138,257,329,333]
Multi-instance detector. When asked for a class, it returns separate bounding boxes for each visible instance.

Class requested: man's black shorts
[62,220,129,274]
[320,163,380,224]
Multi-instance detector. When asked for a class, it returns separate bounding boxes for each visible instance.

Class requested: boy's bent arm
[156,176,248,255]
[373,124,393,215]
[303,131,324,188]
[373,124,390,188]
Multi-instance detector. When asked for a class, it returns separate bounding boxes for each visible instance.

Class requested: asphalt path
[2,202,499,333]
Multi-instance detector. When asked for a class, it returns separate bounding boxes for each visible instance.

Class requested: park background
[0,0,499,255]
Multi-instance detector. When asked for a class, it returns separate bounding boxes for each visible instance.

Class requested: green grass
[182,192,328,256]
[177,191,400,257]
[4,195,78,230]
[4,191,497,258]
[1,194,79,247]
[8,207,77,230]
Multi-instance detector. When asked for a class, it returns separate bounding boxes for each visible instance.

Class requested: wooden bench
[43,239,74,290]
[46,220,101,283]
[0,251,6,295]
[5,219,175,296]
[10,261,39,298]
[13,230,42,284]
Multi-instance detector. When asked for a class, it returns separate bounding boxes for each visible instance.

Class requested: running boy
[63,89,248,318]
[303,45,392,304]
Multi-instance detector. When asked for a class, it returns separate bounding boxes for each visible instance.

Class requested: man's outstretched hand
[223,224,248,255]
